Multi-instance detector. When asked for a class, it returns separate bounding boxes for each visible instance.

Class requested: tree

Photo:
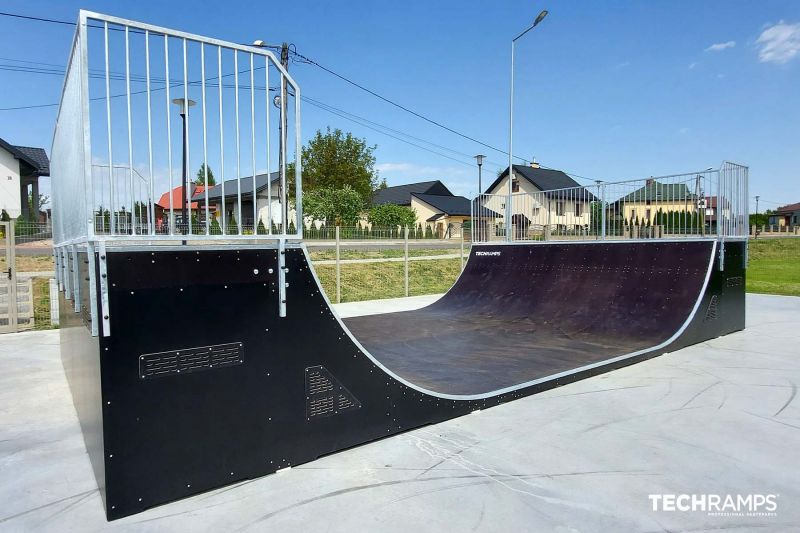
[368,204,416,228]
[302,185,363,226]
[195,163,216,186]
[377,177,388,190]
[289,128,378,202]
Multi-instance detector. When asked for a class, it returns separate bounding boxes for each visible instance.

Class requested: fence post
[404,226,409,297]
[49,278,60,326]
[460,226,465,270]
[600,184,606,241]
[335,225,341,304]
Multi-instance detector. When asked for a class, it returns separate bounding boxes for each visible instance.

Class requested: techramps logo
[474,251,501,257]
[649,493,779,517]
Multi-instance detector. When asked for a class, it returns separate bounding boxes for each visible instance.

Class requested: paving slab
[0,294,798,532]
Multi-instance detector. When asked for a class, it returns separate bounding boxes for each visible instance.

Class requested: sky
[1,0,799,213]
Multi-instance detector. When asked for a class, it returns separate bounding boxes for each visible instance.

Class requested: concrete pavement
[0,294,798,532]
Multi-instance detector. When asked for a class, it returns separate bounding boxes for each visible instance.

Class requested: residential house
[0,138,50,221]
[614,180,700,224]
[192,171,284,229]
[768,202,800,227]
[155,184,207,231]
[479,163,593,237]
[371,180,492,237]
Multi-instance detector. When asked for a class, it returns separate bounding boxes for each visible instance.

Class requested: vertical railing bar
[104,22,115,236]
[145,30,155,236]
[78,15,94,241]
[183,38,191,236]
[265,57,272,235]
[292,79,301,236]
[201,42,210,235]
[125,26,135,235]
[218,46,225,235]
[279,74,287,235]
[165,34,174,235]
[250,53,257,234]
[235,51,242,234]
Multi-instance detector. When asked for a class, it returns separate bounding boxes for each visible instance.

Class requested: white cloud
[705,41,736,52]
[679,127,689,135]
[688,62,697,69]
[756,21,800,64]
[614,61,631,70]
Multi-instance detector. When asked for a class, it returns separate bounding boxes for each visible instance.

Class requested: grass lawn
[746,238,800,297]
[314,257,462,303]
[0,255,55,272]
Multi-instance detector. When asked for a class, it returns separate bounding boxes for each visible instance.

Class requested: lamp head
[474,154,486,166]
[171,98,196,114]
[533,10,548,27]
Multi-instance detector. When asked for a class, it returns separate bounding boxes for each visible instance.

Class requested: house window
[575,203,582,217]
[511,179,520,193]
[631,209,636,220]
[556,201,565,216]
[645,208,651,221]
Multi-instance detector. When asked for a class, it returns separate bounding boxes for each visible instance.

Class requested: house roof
[776,202,800,214]
[372,180,452,206]
[617,181,697,203]
[193,171,280,201]
[157,184,207,210]
[412,193,473,216]
[0,138,50,176]
[485,165,581,195]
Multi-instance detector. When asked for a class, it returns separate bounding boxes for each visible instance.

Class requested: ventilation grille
[140,342,243,379]
[726,276,743,287]
[305,366,361,420]
[705,295,719,321]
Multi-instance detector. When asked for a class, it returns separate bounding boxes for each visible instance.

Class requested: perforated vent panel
[139,342,244,379]
[726,276,743,287]
[705,295,719,321]
[305,366,361,420]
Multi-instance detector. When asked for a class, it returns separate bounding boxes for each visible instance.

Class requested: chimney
[646,177,654,185]
[530,157,540,169]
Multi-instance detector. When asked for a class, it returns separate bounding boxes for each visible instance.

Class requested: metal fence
[472,162,748,242]
[51,10,302,245]
[310,227,467,303]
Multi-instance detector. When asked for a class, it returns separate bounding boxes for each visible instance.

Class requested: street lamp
[474,155,486,240]
[508,9,548,241]
[171,97,196,239]
[755,195,760,239]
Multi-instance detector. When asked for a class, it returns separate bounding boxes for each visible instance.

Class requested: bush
[367,203,416,228]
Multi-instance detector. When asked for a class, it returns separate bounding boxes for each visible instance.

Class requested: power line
[0,9,528,164]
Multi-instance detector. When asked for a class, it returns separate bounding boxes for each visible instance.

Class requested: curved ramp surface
[345,241,717,395]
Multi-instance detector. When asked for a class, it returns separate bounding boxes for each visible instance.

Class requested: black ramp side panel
[345,241,715,395]
[61,240,744,519]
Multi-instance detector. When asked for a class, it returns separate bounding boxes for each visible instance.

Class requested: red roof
[156,185,206,210]
[777,202,800,214]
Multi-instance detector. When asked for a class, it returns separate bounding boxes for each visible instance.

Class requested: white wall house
[0,138,50,220]
[478,163,593,236]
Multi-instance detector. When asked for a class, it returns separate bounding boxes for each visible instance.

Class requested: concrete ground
[1,293,798,532]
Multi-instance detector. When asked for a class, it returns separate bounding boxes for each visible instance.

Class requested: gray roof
[486,165,580,194]
[0,138,50,175]
[372,180,452,206]
[617,181,696,203]
[193,171,280,201]
[412,193,472,216]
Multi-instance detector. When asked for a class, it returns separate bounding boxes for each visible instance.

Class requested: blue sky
[1,0,799,212]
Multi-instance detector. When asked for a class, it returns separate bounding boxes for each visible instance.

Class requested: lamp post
[755,195,760,239]
[508,9,548,241]
[474,154,485,240]
[171,97,196,239]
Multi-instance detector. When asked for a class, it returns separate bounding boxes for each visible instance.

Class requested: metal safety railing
[471,162,748,243]
[51,10,302,246]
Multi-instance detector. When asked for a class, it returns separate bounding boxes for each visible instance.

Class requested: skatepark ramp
[50,12,749,520]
